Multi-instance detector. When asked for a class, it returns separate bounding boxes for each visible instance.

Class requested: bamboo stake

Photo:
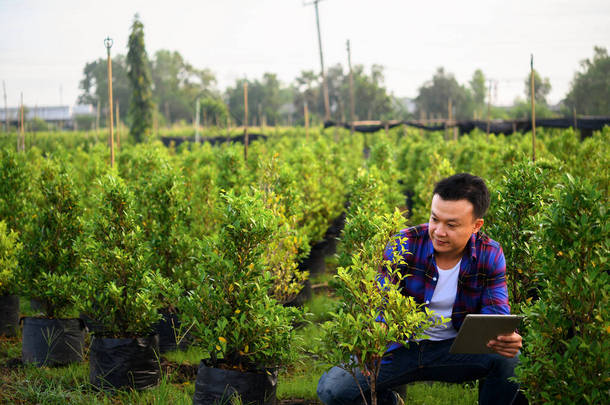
[105,37,115,168]
[530,54,536,163]
[304,101,309,141]
[243,81,249,160]
[195,97,201,144]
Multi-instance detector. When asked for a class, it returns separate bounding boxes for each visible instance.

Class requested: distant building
[0,104,95,129]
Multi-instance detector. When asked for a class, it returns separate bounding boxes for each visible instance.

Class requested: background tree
[152,49,217,124]
[127,14,154,142]
[226,73,285,126]
[415,67,473,120]
[525,69,552,106]
[563,46,610,116]
[78,55,130,127]
[469,69,487,119]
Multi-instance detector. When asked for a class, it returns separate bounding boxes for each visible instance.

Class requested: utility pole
[305,0,331,122]
[105,37,115,168]
[347,39,355,134]
[530,54,536,163]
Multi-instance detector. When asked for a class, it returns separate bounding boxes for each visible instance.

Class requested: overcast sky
[1,0,608,108]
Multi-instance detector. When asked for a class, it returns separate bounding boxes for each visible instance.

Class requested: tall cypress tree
[127,14,154,143]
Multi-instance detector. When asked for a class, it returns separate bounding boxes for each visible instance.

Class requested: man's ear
[473,218,484,234]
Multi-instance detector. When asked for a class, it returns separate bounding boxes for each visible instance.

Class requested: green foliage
[127,14,154,143]
[409,151,455,225]
[415,67,474,120]
[0,221,21,295]
[318,208,441,404]
[152,49,218,124]
[0,148,33,234]
[258,154,309,304]
[338,166,398,269]
[485,160,557,306]
[18,160,83,318]
[524,69,552,106]
[516,174,609,404]
[179,191,301,371]
[75,174,173,336]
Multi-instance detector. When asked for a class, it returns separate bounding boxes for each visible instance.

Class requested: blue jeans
[317,339,520,405]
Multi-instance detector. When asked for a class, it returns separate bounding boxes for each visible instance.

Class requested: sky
[1,0,609,108]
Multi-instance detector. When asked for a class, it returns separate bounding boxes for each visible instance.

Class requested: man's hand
[487,331,522,358]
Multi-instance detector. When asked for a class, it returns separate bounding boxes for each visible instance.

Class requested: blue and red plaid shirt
[382,223,510,350]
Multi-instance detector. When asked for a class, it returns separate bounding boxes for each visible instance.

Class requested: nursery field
[0,125,608,404]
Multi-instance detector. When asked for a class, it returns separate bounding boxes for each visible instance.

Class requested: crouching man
[318,173,522,405]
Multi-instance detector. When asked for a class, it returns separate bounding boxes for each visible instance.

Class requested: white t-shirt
[422,260,461,341]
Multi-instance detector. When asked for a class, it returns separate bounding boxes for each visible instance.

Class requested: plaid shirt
[382,223,510,349]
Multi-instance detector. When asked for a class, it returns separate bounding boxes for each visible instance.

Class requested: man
[318,173,522,405]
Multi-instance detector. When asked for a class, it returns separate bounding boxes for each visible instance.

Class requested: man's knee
[317,367,361,405]
[489,352,520,378]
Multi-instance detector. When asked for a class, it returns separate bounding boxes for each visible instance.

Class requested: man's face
[428,194,484,259]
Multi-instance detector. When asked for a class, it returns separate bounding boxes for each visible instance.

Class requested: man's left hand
[487,332,522,358]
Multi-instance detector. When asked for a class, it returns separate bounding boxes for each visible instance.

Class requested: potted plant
[75,173,176,391]
[179,190,301,404]
[318,172,442,405]
[18,160,86,366]
[135,157,196,352]
[258,154,310,305]
[0,220,21,337]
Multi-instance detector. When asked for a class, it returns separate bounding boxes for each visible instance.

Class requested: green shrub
[516,174,609,404]
[75,173,174,336]
[0,221,21,296]
[179,191,301,371]
[317,208,441,405]
[485,160,557,306]
[18,160,83,318]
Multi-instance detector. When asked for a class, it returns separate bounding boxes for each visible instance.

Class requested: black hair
[433,173,490,218]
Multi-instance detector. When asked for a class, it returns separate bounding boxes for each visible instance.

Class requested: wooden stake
[304,101,309,141]
[195,97,201,143]
[243,81,249,160]
[105,37,115,168]
[226,105,231,142]
[530,54,536,163]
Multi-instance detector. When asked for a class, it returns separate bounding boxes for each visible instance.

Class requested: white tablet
[449,314,523,354]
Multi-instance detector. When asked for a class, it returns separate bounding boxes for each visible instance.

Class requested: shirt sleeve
[480,245,511,315]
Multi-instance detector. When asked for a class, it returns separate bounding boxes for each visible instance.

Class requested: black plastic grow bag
[192,360,277,405]
[21,317,85,366]
[89,334,160,391]
[0,295,19,337]
[154,308,191,353]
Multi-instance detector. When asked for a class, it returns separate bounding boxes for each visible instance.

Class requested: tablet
[449,314,523,354]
